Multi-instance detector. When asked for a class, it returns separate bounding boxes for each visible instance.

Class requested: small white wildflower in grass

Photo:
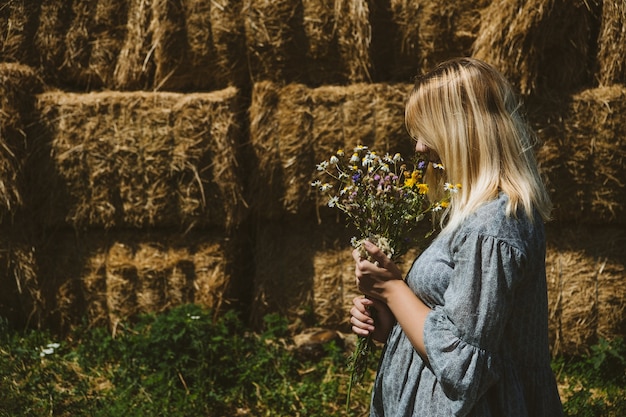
[320,183,333,192]
[350,153,360,163]
[328,196,339,207]
[40,348,54,357]
[311,180,322,187]
[433,162,444,170]
[330,155,339,165]
[39,342,60,357]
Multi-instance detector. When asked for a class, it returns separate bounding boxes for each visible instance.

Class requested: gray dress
[371,193,563,417]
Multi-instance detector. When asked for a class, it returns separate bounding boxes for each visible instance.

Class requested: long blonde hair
[405,58,552,232]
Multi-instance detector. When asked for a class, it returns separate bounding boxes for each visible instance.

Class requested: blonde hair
[405,57,552,232]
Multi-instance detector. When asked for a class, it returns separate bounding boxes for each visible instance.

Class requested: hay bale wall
[546,225,626,356]
[473,0,597,96]
[0,0,624,355]
[249,81,414,218]
[0,64,43,221]
[536,86,626,224]
[34,230,242,332]
[389,0,488,80]
[31,88,245,230]
[596,0,626,86]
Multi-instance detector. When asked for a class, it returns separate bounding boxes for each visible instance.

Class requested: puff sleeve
[423,231,527,416]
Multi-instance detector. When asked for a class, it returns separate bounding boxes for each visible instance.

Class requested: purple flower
[417,160,426,170]
[352,173,361,182]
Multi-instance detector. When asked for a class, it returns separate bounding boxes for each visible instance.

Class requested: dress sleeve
[423,230,526,416]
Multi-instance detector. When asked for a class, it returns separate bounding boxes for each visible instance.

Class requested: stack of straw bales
[0,63,43,220]
[31,88,244,230]
[0,0,247,91]
[0,0,624,355]
[536,86,626,225]
[247,79,626,354]
[596,0,626,86]
[35,88,246,331]
[247,81,426,326]
[37,230,241,333]
[473,0,598,96]
[0,64,45,327]
[546,225,625,356]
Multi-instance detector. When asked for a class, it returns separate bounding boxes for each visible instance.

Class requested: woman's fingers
[362,241,403,279]
[351,297,375,335]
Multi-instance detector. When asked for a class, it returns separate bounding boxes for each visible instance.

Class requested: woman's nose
[415,139,428,153]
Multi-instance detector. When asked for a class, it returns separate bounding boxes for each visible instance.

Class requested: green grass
[0,305,624,417]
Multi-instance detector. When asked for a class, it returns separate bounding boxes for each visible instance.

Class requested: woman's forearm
[380,279,431,362]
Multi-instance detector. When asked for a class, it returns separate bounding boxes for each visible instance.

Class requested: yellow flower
[440,201,449,208]
[404,171,421,188]
[417,183,429,194]
[337,149,345,156]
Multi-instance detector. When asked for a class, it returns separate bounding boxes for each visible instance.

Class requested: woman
[350,58,563,416]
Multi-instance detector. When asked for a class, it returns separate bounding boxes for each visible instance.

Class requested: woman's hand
[352,240,432,360]
[353,240,403,301]
[350,296,396,343]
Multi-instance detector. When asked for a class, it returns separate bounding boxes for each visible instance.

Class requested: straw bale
[168,256,195,307]
[473,0,597,96]
[535,85,626,224]
[243,0,307,84]
[596,0,626,86]
[33,87,245,230]
[82,250,109,328]
[87,0,129,88]
[33,1,73,84]
[546,225,626,356]
[106,242,138,329]
[114,0,247,91]
[152,0,224,91]
[30,229,238,331]
[63,0,100,88]
[105,232,235,330]
[172,89,247,229]
[0,63,44,221]
[149,0,187,90]
[249,81,414,218]
[191,240,232,316]
[210,0,248,88]
[301,0,342,85]
[0,0,39,64]
[136,243,170,313]
[335,0,372,82]
[389,0,488,80]
[113,0,155,89]
[0,241,44,329]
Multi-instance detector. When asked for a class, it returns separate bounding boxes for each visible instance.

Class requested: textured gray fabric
[370,193,563,417]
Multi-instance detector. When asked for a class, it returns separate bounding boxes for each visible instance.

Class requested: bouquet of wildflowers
[312,145,455,410]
